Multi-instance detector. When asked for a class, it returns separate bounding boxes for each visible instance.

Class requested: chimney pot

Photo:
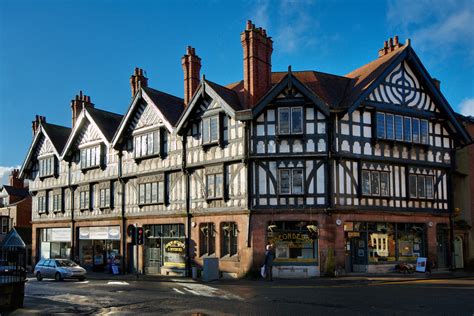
[130,67,148,97]
[394,35,399,46]
[71,91,94,127]
[246,20,252,30]
[9,168,23,188]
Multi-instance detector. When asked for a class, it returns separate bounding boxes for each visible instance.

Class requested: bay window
[202,115,220,145]
[134,130,160,158]
[39,156,55,177]
[80,145,101,169]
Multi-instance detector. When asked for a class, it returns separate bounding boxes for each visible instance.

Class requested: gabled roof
[251,69,338,117]
[176,78,244,133]
[61,107,123,158]
[0,185,29,198]
[19,122,71,178]
[341,45,408,110]
[112,87,184,148]
[142,86,185,127]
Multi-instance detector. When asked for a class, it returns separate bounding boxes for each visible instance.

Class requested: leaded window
[376,113,385,138]
[409,174,434,199]
[361,170,389,197]
[1,217,8,234]
[202,116,220,145]
[38,195,47,214]
[386,114,394,139]
[138,181,164,205]
[278,107,303,135]
[395,115,403,141]
[99,188,111,208]
[221,222,238,257]
[39,156,55,177]
[279,168,304,194]
[206,174,223,199]
[80,146,101,169]
[134,130,160,158]
[376,112,428,145]
[79,190,90,210]
[52,193,62,212]
[200,223,215,256]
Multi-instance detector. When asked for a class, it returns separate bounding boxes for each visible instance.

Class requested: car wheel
[55,272,63,281]
[36,272,42,281]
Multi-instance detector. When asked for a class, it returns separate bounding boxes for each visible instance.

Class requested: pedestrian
[264,243,275,281]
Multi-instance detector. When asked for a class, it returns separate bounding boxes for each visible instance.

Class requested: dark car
[34,259,86,281]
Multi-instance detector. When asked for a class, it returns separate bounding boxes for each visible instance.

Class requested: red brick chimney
[181,46,201,106]
[378,35,404,57]
[9,169,23,188]
[241,20,273,107]
[71,91,94,128]
[130,67,148,97]
[32,115,46,136]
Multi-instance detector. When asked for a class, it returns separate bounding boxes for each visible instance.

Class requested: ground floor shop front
[31,211,452,278]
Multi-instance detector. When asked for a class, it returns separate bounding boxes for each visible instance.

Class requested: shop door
[145,238,161,274]
[436,230,448,269]
[454,236,464,269]
[350,233,367,272]
[92,240,106,272]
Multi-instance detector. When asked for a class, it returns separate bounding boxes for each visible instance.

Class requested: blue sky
[0,0,473,184]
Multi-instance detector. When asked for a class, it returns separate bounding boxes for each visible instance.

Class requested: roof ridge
[86,106,123,117]
[143,86,184,101]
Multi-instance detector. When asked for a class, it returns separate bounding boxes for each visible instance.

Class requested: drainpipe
[118,151,127,275]
[244,120,252,248]
[68,160,75,261]
[182,134,192,277]
[448,150,455,270]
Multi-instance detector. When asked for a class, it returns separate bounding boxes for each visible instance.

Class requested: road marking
[176,282,243,300]
[107,281,129,285]
[173,288,185,294]
[183,287,202,296]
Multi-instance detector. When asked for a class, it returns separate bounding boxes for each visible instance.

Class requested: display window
[39,228,71,260]
[267,221,318,265]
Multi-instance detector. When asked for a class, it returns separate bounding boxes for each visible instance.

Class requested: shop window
[79,190,90,210]
[221,222,238,257]
[397,224,425,261]
[39,156,55,178]
[278,168,304,195]
[138,181,164,205]
[200,223,215,256]
[278,107,303,135]
[38,195,47,214]
[361,170,389,197]
[1,217,9,234]
[134,129,161,159]
[202,115,220,146]
[80,145,101,169]
[206,174,223,199]
[409,174,434,199]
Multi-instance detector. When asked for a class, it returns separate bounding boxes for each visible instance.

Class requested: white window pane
[202,118,210,144]
[215,174,223,197]
[139,184,145,204]
[210,117,218,142]
[151,182,158,203]
[147,132,154,155]
[412,118,420,143]
[207,175,215,198]
[158,181,164,203]
[417,175,425,198]
[153,131,160,155]
[135,137,141,157]
[145,183,151,203]
[141,135,147,156]
[386,114,394,139]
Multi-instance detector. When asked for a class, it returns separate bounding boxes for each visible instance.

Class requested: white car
[34,259,86,281]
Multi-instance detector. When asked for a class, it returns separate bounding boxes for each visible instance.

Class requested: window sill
[220,255,239,262]
[361,194,391,199]
[99,206,113,210]
[376,138,430,148]
[52,210,64,214]
[81,165,101,172]
[278,193,305,196]
[200,254,217,258]
[206,196,224,202]
[39,174,55,180]
[276,133,304,139]
[38,211,49,215]
[79,208,91,212]
[201,142,220,150]
[138,202,165,207]
[134,154,161,162]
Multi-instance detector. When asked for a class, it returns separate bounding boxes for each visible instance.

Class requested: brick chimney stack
[31,115,46,136]
[71,91,94,128]
[181,46,201,106]
[378,35,404,57]
[9,169,23,188]
[241,20,273,107]
[130,67,148,97]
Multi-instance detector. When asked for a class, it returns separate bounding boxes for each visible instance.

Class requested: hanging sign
[165,240,185,253]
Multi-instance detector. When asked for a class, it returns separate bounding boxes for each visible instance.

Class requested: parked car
[34,259,86,281]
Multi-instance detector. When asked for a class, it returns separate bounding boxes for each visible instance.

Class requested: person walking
[264,243,275,281]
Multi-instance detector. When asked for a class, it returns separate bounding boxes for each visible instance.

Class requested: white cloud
[0,166,20,186]
[251,0,271,30]
[386,0,474,60]
[459,98,474,117]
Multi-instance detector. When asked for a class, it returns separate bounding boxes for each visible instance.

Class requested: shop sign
[164,240,185,253]
[51,228,71,242]
[269,232,312,243]
[348,232,360,238]
[79,226,121,240]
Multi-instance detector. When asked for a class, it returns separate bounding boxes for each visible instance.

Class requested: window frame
[278,168,304,195]
[200,222,216,257]
[361,170,390,197]
[221,222,238,257]
[99,187,111,209]
[277,107,304,135]
[201,115,220,146]
[138,180,165,206]
[1,217,9,234]
[134,129,161,159]
[409,174,435,200]
[38,156,56,178]
[80,145,102,170]
[79,190,90,210]
[38,195,48,214]
[206,173,224,200]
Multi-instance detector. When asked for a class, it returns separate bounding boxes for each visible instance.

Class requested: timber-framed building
[20,22,471,277]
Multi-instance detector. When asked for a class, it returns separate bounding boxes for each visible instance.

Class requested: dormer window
[134,130,161,159]
[202,115,220,146]
[39,156,55,178]
[80,145,101,169]
[278,107,303,135]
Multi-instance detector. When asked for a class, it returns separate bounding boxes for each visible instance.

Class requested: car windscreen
[55,260,77,267]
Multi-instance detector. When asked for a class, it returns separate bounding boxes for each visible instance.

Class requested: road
[3,275,474,315]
